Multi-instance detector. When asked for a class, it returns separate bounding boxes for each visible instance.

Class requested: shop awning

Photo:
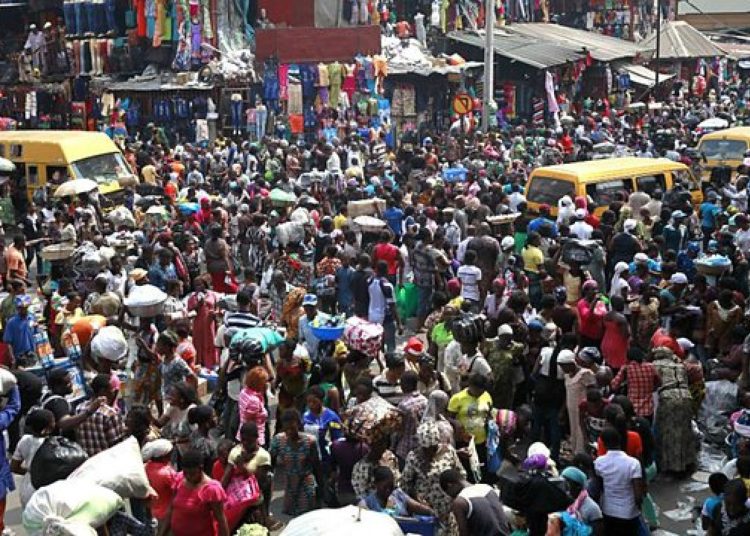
[448,23,646,70]
[639,21,726,59]
[616,63,675,87]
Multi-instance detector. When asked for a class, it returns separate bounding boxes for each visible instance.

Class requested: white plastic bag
[123,284,167,308]
[90,326,129,363]
[23,480,123,536]
[0,367,17,396]
[106,206,136,229]
[68,436,151,498]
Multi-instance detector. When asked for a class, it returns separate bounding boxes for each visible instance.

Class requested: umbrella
[270,188,297,206]
[178,202,200,215]
[0,157,15,174]
[697,118,728,130]
[281,506,404,536]
[54,178,98,197]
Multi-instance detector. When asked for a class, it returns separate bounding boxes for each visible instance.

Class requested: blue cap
[302,294,318,307]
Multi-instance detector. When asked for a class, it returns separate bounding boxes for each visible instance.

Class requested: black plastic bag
[30,436,88,489]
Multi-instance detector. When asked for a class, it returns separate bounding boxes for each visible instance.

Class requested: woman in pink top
[143,439,178,523]
[237,366,269,445]
[160,449,228,536]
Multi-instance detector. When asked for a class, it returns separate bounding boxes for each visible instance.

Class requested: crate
[396,516,439,536]
[442,168,467,183]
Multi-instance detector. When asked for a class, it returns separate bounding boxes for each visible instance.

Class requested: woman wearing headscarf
[556,196,575,226]
[609,261,631,301]
[652,346,697,474]
[420,390,455,446]
[280,287,307,341]
[400,421,466,535]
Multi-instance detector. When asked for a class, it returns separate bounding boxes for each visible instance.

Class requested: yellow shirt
[333,214,348,230]
[522,245,544,274]
[228,444,271,475]
[448,389,493,444]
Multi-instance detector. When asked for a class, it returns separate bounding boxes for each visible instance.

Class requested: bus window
[636,174,666,195]
[527,176,575,206]
[675,169,700,191]
[586,179,634,208]
[47,166,67,184]
[27,165,39,186]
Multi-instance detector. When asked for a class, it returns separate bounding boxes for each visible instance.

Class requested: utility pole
[482,0,496,131]
[654,0,661,89]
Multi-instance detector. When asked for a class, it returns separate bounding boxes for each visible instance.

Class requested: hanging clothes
[327,62,343,108]
[288,79,303,115]
[342,64,357,103]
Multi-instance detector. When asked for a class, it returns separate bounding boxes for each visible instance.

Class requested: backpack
[30,392,67,416]
[452,313,484,344]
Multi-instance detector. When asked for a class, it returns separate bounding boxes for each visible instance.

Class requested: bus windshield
[699,139,748,161]
[71,153,130,183]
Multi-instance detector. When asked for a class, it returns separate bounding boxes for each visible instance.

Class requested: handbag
[225,474,261,509]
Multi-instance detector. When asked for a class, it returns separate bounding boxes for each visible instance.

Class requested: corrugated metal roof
[640,21,726,59]
[510,23,644,62]
[449,23,644,69]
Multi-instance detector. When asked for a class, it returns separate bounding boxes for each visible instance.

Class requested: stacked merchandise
[251,55,390,141]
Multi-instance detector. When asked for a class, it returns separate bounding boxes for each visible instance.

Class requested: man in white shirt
[368,261,402,355]
[457,250,482,307]
[594,427,644,535]
[735,214,750,256]
[569,209,593,240]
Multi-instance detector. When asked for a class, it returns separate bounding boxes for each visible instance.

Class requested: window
[526,176,575,207]
[70,152,130,184]
[698,139,748,161]
[636,174,666,195]
[10,144,22,158]
[46,166,68,184]
[27,165,38,186]
[675,169,700,191]
[585,179,634,208]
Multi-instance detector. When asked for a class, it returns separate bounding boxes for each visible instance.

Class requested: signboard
[452,93,474,115]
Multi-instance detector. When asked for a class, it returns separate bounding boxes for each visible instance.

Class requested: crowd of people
[0,84,750,536]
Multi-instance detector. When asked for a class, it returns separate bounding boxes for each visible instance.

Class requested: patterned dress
[269,432,319,515]
[400,445,465,535]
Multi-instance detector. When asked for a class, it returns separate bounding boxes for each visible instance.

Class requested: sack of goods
[90,326,129,363]
[68,436,151,499]
[30,436,89,489]
[23,480,124,536]
[0,367,17,396]
[452,313,485,344]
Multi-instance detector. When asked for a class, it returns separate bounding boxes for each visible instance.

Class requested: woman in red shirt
[160,449,229,536]
[372,230,403,286]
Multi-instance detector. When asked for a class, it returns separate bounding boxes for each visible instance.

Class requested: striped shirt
[223,310,262,330]
[373,374,403,406]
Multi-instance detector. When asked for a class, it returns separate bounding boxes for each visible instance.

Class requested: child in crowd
[702,472,729,531]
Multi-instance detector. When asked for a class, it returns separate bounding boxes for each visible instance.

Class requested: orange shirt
[5,245,27,280]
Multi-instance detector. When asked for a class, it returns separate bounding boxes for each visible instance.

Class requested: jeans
[64,1,77,35]
[85,1,96,35]
[105,0,117,33]
[255,107,267,139]
[94,1,106,34]
[531,403,561,461]
[383,318,396,355]
[75,0,86,34]
[230,100,243,132]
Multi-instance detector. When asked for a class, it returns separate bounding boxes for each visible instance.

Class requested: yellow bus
[0,131,134,201]
[696,126,750,180]
[525,157,703,217]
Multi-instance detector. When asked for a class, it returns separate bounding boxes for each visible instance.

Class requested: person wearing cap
[481,323,523,410]
[3,295,37,365]
[570,208,594,240]
[298,294,323,361]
